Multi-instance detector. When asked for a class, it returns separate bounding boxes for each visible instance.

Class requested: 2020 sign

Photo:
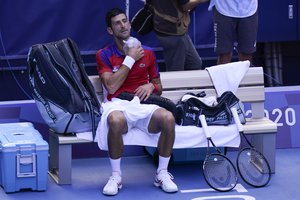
[245,107,296,127]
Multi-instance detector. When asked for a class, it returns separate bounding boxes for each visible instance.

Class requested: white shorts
[95,97,160,150]
[127,103,160,134]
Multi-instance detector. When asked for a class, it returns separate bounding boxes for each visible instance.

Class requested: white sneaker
[102,174,122,196]
[154,170,178,193]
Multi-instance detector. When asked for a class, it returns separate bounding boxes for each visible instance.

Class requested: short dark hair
[105,8,126,27]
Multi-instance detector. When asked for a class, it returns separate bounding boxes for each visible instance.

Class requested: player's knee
[161,110,175,127]
[107,111,126,127]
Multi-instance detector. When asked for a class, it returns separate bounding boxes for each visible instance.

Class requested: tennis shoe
[102,174,122,196]
[154,170,178,193]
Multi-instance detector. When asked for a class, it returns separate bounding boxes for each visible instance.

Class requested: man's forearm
[102,66,130,95]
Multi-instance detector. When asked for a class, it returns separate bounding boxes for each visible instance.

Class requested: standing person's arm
[181,0,209,11]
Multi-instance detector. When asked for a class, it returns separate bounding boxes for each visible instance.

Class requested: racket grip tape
[231,107,243,132]
[199,115,210,137]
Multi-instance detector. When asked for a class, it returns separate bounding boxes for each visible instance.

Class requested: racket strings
[237,148,271,187]
[203,154,237,191]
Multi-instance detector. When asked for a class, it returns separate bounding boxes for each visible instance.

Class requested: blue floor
[0,148,300,200]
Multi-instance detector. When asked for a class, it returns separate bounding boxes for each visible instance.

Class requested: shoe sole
[103,184,123,196]
[154,181,178,193]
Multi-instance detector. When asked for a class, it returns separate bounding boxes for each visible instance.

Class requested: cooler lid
[0,122,34,130]
[0,129,48,149]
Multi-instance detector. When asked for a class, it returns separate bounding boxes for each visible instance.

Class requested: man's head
[106,8,131,41]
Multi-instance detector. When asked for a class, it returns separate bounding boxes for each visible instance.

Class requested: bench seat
[48,65,278,185]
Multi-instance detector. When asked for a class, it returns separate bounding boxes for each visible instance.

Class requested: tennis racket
[231,107,271,187]
[199,115,238,192]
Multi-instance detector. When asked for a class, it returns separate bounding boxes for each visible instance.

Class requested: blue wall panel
[257,0,298,42]
[1,0,298,60]
[0,0,214,59]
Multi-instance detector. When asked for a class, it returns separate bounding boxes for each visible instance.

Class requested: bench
[48,66,277,185]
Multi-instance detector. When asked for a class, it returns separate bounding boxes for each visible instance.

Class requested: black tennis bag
[131,0,153,36]
[175,91,245,127]
[27,38,101,134]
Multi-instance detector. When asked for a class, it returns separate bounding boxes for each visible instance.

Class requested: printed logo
[185,112,196,121]
[33,59,46,84]
[112,66,119,73]
[139,63,145,68]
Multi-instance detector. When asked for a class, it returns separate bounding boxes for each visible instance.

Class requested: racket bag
[27,38,101,135]
[175,91,245,127]
[131,1,153,36]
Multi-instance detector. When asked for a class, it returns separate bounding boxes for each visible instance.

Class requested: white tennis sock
[157,156,171,173]
[109,158,121,176]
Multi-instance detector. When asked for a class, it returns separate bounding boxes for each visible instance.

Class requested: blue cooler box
[0,122,48,193]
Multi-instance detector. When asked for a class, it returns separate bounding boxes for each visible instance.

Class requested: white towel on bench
[92,98,241,151]
[206,61,250,96]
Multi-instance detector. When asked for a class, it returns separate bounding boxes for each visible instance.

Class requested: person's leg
[184,34,203,70]
[213,8,235,64]
[237,11,258,65]
[103,111,128,196]
[218,52,233,64]
[155,34,185,71]
[148,108,175,158]
[107,111,128,159]
[146,108,178,192]
[238,53,253,63]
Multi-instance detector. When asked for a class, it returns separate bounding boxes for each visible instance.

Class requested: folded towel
[206,61,250,97]
[91,98,240,151]
[93,123,240,150]
[77,123,240,150]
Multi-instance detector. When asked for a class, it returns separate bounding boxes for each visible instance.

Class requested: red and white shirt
[96,43,160,101]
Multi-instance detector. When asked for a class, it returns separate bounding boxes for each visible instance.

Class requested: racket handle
[231,107,243,132]
[199,115,210,137]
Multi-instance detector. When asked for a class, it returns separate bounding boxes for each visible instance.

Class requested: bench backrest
[89,67,265,119]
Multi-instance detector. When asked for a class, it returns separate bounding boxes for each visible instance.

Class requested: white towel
[77,124,240,150]
[123,36,141,54]
[94,123,240,150]
[93,97,241,150]
[76,131,93,141]
[206,61,250,97]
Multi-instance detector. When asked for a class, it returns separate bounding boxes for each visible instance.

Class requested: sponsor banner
[244,86,300,148]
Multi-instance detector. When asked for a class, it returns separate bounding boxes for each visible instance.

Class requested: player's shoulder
[97,44,119,58]
[97,44,113,53]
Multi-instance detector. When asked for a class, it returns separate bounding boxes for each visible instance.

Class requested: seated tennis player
[96,8,178,196]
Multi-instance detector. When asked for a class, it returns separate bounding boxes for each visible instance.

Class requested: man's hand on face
[127,46,144,61]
